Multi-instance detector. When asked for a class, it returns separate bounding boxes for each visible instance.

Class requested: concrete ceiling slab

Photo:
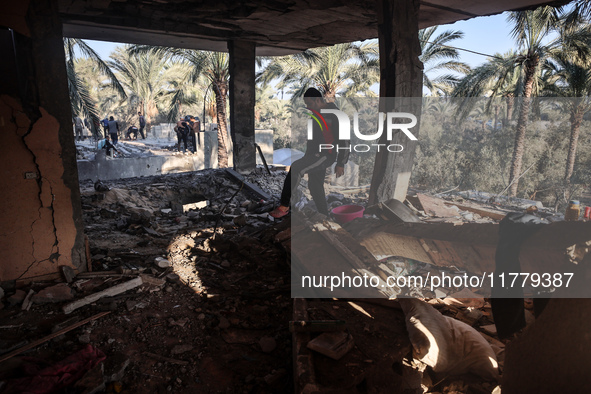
[59,0,572,55]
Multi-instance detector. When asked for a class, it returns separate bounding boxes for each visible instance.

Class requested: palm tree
[544,50,591,182]
[109,46,185,131]
[452,50,522,123]
[563,0,591,29]
[453,7,565,197]
[130,46,231,167]
[64,38,126,138]
[259,41,380,101]
[419,27,470,96]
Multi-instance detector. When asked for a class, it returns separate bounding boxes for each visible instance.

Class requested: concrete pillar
[0,0,86,281]
[369,0,423,204]
[228,40,256,174]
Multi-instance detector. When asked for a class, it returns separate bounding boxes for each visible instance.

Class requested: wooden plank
[144,352,189,365]
[416,193,459,218]
[225,168,271,200]
[360,232,432,263]
[443,201,507,221]
[0,312,110,364]
[21,289,35,311]
[63,277,143,314]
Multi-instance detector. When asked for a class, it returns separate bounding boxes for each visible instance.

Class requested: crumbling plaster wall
[0,0,86,281]
[0,97,84,280]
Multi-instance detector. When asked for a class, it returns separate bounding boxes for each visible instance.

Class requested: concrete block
[32,283,74,303]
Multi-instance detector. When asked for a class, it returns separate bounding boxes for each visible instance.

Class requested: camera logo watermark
[307,109,418,153]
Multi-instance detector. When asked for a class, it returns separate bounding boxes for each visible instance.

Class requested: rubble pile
[2,162,576,393]
[0,168,296,393]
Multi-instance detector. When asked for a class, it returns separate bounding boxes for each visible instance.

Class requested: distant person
[138,112,146,139]
[98,135,119,158]
[126,125,139,140]
[188,115,200,152]
[174,117,190,152]
[270,88,349,219]
[102,117,109,137]
[74,116,84,141]
[107,116,120,145]
[84,117,91,134]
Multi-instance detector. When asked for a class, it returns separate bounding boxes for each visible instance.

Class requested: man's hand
[335,166,344,178]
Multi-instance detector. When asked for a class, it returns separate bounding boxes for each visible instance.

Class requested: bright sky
[442,13,515,67]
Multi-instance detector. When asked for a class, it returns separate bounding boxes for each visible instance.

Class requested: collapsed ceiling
[59,0,571,56]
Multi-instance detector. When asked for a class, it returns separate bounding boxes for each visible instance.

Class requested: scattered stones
[171,344,193,355]
[165,273,181,283]
[78,333,91,344]
[169,318,190,328]
[154,257,171,268]
[233,214,247,226]
[126,300,148,311]
[99,208,118,219]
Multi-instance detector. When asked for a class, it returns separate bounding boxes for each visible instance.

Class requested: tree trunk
[214,81,229,168]
[506,94,514,122]
[507,58,538,197]
[494,105,499,130]
[565,105,585,182]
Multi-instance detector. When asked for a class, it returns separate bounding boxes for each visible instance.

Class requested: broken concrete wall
[77,127,282,181]
[77,150,206,181]
[0,0,86,281]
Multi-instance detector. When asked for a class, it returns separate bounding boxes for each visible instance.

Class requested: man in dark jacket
[138,112,146,139]
[102,117,110,137]
[174,118,190,152]
[126,125,139,140]
[270,88,349,218]
[107,116,120,145]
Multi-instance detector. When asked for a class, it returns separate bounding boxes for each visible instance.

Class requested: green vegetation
[66,7,591,210]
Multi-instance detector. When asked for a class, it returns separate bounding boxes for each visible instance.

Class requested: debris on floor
[1,162,588,393]
[0,168,294,393]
